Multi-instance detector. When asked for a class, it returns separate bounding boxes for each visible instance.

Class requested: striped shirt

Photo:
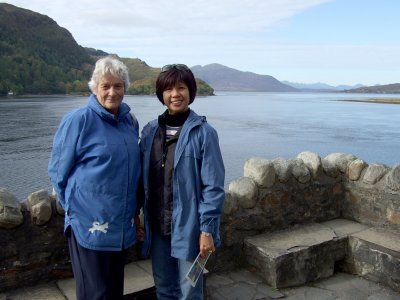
[166,125,181,141]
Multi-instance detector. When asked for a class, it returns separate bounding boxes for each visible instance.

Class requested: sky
[3,0,400,86]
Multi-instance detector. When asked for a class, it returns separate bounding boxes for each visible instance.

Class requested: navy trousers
[68,230,126,300]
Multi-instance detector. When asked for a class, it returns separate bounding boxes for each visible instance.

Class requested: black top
[148,109,190,235]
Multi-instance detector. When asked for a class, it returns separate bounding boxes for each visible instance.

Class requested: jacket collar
[88,94,131,122]
[174,110,206,165]
[143,110,206,167]
[145,109,206,144]
[158,109,191,128]
[182,110,206,130]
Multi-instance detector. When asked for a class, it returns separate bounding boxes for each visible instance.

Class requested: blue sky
[4,0,400,86]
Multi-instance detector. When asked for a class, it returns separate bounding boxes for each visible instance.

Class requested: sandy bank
[340,97,400,104]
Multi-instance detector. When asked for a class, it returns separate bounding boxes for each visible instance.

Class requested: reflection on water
[1,92,399,201]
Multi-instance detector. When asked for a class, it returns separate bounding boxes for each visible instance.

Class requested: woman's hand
[199,232,215,258]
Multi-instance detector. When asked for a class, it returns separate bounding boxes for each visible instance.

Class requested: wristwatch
[201,231,211,237]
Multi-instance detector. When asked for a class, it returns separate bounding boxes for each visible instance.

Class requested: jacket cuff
[200,224,215,234]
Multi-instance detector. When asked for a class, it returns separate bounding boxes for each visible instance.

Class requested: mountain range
[342,83,400,94]
[191,64,297,92]
[281,81,364,92]
[0,3,213,96]
[1,3,399,95]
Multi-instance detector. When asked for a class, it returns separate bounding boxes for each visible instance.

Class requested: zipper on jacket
[162,152,166,168]
[161,141,170,168]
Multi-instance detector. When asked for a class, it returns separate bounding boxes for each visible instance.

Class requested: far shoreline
[338,97,400,104]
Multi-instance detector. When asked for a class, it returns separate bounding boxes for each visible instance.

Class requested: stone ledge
[344,226,400,292]
[243,219,369,288]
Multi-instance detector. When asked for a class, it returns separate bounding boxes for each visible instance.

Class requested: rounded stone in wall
[228,177,258,209]
[297,151,322,179]
[322,159,339,178]
[292,158,311,183]
[0,187,24,229]
[347,159,368,181]
[386,164,400,191]
[31,200,52,225]
[27,189,50,208]
[272,157,293,182]
[223,191,238,215]
[27,190,53,225]
[244,157,275,188]
[324,153,357,173]
[362,163,389,185]
[55,198,65,215]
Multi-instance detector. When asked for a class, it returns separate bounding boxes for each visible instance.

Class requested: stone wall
[0,189,142,291]
[1,151,400,291]
[211,152,400,272]
[0,189,69,291]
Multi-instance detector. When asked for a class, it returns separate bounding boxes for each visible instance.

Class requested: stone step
[243,219,368,288]
[344,226,400,292]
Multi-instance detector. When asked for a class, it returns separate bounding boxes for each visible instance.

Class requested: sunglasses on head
[161,64,190,72]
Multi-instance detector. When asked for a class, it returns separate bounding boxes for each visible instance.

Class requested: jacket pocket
[181,144,201,159]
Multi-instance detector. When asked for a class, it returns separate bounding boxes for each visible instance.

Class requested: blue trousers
[151,233,203,300]
[68,229,126,300]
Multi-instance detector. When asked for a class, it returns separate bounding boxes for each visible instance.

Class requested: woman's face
[95,74,124,115]
[163,81,190,115]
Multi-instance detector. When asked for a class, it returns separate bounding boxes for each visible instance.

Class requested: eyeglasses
[161,64,190,72]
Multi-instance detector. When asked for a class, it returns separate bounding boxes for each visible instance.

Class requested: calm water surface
[1,92,399,201]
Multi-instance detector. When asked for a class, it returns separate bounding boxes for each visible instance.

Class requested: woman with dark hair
[48,56,141,300]
[140,64,225,299]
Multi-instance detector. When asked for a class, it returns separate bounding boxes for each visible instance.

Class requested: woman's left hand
[199,233,215,258]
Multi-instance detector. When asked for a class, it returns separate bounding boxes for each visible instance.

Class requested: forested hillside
[0,3,213,96]
[0,3,94,95]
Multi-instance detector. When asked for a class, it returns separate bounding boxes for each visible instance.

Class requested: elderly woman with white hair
[48,56,141,300]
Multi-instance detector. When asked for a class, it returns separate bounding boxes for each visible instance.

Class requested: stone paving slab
[56,278,75,300]
[4,282,66,300]
[1,260,155,300]
[2,263,400,300]
[123,259,154,295]
[321,218,370,237]
[206,268,285,300]
[281,272,400,300]
[206,268,400,300]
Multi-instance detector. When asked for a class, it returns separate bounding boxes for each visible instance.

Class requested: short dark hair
[156,66,197,104]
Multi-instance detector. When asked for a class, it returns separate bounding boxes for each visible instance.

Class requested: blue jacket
[48,94,141,251]
[140,110,225,260]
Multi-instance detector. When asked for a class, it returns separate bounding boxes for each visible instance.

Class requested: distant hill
[191,64,297,92]
[121,58,214,96]
[343,83,400,94]
[0,3,213,96]
[0,3,94,94]
[282,81,364,92]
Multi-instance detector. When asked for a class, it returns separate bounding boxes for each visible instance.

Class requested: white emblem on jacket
[89,221,109,234]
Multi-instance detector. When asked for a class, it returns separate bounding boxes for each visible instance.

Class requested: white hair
[88,56,130,93]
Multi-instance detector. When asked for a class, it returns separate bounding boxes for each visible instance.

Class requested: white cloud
[12,0,332,65]
[8,0,333,35]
